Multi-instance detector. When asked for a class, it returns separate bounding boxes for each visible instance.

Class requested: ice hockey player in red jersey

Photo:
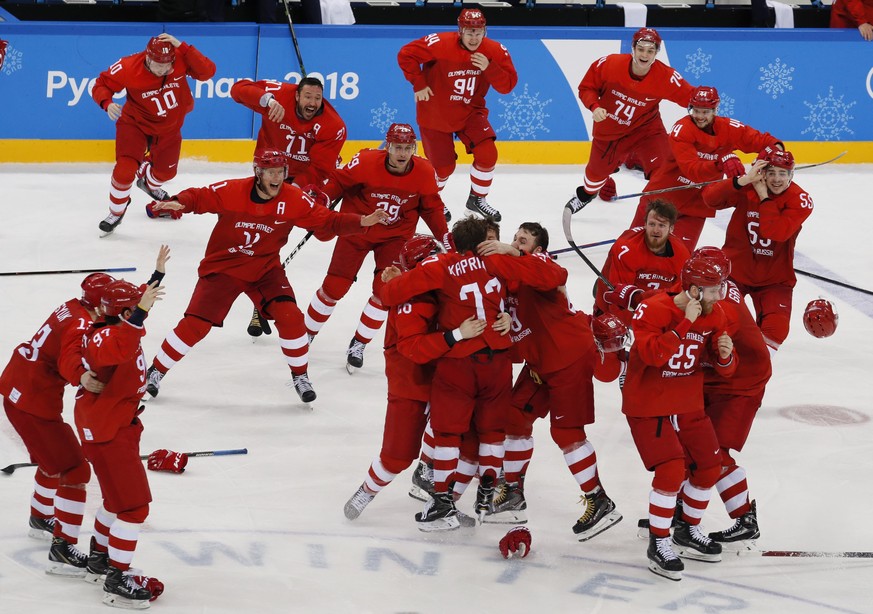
[629,85,783,250]
[398,9,517,222]
[566,28,694,215]
[595,200,691,327]
[477,223,624,541]
[92,34,216,236]
[0,274,113,562]
[144,151,388,405]
[623,252,737,581]
[74,277,165,608]
[344,234,486,522]
[304,123,449,372]
[230,76,347,187]
[702,149,813,352]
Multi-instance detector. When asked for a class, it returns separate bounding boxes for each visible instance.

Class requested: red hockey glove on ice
[132,575,164,602]
[145,202,183,220]
[499,526,531,559]
[301,184,331,208]
[716,154,745,178]
[603,283,643,311]
[147,449,188,473]
[598,176,617,202]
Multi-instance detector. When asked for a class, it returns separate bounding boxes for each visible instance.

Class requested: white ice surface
[0,162,871,613]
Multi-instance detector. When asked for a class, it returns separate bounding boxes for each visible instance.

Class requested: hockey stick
[1,447,248,475]
[738,549,873,558]
[550,238,617,257]
[794,268,873,297]
[280,0,307,77]
[610,151,849,202]
[562,206,614,290]
[0,267,136,277]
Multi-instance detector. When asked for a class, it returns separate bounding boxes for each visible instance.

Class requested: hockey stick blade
[2,448,247,475]
[738,548,873,558]
[611,151,850,202]
[0,267,136,277]
[562,206,614,290]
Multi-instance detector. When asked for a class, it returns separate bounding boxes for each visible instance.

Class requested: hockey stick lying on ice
[247,198,342,338]
[562,206,614,290]
[0,267,136,277]
[1,448,248,476]
[610,151,849,202]
[737,549,873,558]
[794,269,873,297]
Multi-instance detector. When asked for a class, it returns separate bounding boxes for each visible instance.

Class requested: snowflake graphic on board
[801,87,855,140]
[1,43,23,76]
[757,58,794,99]
[369,102,398,134]
[718,92,736,117]
[683,48,712,80]
[494,84,551,140]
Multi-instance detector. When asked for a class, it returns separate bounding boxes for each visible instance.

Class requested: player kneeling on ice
[144,151,388,405]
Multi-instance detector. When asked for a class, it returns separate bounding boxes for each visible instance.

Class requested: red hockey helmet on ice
[803,299,838,338]
[458,9,487,29]
[146,37,175,64]
[632,27,662,49]
[81,273,116,310]
[100,280,143,317]
[765,149,795,171]
[386,123,417,145]
[399,235,442,271]
[689,86,720,110]
[691,246,731,278]
[591,313,630,353]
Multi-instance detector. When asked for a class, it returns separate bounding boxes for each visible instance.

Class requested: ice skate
[46,536,88,577]
[99,199,130,237]
[474,474,496,523]
[647,535,683,581]
[346,338,366,374]
[408,460,435,502]
[144,366,163,399]
[136,161,170,201]
[415,492,460,532]
[565,186,595,215]
[572,489,622,541]
[84,536,110,584]
[28,515,55,540]
[483,482,527,524]
[672,520,722,562]
[465,192,502,222]
[709,500,760,544]
[103,565,152,609]
[344,484,376,520]
[291,372,317,403]
[443,205,452,223]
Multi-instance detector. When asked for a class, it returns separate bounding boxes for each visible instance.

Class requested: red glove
[147,449,188,473]
[603,283,643,310]
[598,176,617,202]
[145,202,182,220]
[499,526,531,559]
[301,184,330,208]
[716,153,745,178]
[441,231,455,253]
[131,575,164,602]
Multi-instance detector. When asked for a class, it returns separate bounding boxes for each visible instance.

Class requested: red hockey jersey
[578,54,694,142]
[230,80,347,186]
[398,33,517,133]
[175,178,365,282]
[324,149,448,241]
[622,292,737,417]
[74,320,147,443]
[0,299,93,420]
[703,179,813,287]
[92,43,215,135]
